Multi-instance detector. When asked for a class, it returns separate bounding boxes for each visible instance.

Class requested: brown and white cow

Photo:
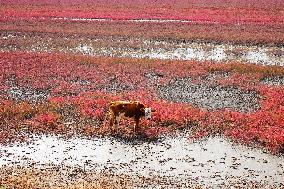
[108,101,154,133]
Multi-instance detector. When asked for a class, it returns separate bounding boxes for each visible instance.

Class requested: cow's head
[144,107,156,120]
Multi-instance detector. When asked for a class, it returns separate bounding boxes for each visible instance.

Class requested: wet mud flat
[156,77,260,112]
[0,133,283,188]
[261,75,284,86]
[0,31,283,66]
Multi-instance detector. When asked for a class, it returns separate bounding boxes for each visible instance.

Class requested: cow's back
[109,101,145,118]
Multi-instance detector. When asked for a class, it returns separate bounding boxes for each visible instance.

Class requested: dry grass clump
[206,61,284,79]
[0,165,276,189]
[229,62,284,78]
[0,166,132,189]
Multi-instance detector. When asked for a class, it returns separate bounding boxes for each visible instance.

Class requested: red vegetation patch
[1,3,283,25]
[1,52,284,153]
[1,5,283,45]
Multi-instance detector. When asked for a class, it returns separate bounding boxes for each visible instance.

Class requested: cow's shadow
[101,119,163,145]
[106,130,163,146]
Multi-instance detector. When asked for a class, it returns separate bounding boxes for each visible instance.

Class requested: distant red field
[1,3,283,25]
[1,0,283,46]
[1,0,284,8]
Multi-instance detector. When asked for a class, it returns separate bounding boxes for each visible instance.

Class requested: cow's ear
[151,109,156,112]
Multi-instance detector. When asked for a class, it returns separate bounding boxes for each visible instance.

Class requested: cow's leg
[134,117,140,133]
[109,112,116,133]
[115,114,121,126]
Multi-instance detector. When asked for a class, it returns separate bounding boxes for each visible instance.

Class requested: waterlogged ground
[1,32,283,66]
[0,134,283,188]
